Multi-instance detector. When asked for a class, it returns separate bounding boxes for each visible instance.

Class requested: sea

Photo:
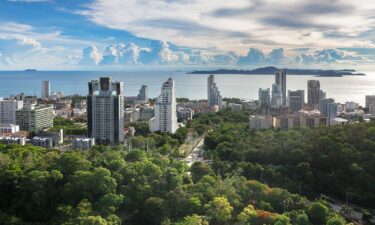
[0,70,374,106]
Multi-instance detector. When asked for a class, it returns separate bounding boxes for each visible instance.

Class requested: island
[188,66,366,76]
[24,69,38,72]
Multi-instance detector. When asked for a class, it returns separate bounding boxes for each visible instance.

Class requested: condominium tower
[87,77,125,145]
[288,90,305,113]
[275,70,287,106]
[207,75,223,109]
[150,78,178,133]
[42,80,51,99]
[308,80,321,108]
[0,99,24,124]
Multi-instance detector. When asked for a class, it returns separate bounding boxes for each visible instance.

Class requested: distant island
[188,66,366,77]
[24,69,37,72]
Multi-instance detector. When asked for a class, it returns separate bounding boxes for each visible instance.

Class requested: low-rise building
[228,103,243,111]
[249,115,273,131]
[124,108,140,123]
[177,107,194,122]
[73,138,95,150]
[139,107,154,121]
[0,123,19,134]
[0,136,26,145]
[29,137,53,149]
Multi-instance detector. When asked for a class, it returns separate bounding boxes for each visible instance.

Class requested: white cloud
[295,49,367,64]
[79,0,375,53]
[80,46,103,65]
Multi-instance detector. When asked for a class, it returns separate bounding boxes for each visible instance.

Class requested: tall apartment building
[16,104,54,132]
[42,80,51,99]
[275,70,287,106]
[271,84,283,107]
[307,80,321,108]
[87,77,125,145]
[288,90,305,113]
[319,98,337,125]
[365,95,375,109]
[150,78,178,133]
[136,85,149,104]
[207,75,223,109]
[0,99,23,124]
[258,88,271,107]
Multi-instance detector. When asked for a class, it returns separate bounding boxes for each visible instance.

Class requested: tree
[174,214,209,225]
[296,213,309,225]
[237,204,257,223]
[326,214,346,225]
[308,202,329,225]
[190,162,213,182]
[204,197,233,225]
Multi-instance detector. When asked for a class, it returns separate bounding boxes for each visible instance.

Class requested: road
[182,137,205,167]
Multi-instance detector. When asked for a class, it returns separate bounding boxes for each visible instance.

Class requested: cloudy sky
[0,0,375,69]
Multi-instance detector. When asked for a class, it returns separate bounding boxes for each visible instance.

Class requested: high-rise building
[275,70,287,106]
[307,80,321,108]
[365,95,375,109]
[369,104,375,115]
[258,88,271,107]
[288,90,305,113]
[320,98,337,125]
[150,78,178,133]
[207,75,222,109]
[42,80,51,99]
[0,99,23,124]
[136,85,149,104]
[87,77,125,145]
[16,104,54,132]
[271,84,283,107]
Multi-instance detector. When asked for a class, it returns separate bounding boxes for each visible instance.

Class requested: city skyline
[0,0,375,69]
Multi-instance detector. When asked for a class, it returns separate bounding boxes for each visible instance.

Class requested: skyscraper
[320,98,337,125]
[271,84,283,107]
[137,85,149,104]
[0,99,23,124]
[207,75,223,109]
[258,88,271,107]
[365,95,375,109]
[307,80,321,109]
[275,70,287,106]
[42,80,51,99]
[87,77,125,145]
[288,90,305,113]
[150,78,178,133]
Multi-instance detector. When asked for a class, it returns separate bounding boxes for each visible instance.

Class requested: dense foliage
[0,143,346,225]
[193,109,375,208]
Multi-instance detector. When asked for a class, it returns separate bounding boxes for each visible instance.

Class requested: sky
[0,0,375,70]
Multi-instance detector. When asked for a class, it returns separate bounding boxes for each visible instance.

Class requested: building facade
[271,84,283,107]
[136,85,149,104]
[87,77,125,145]
[258,88,271,108]
[249,115,273,131]
[42,80,51,99]
[275,70,287,106]
[319,98,337,125]
[16,104,54,132]
[207,75,223,109]
[288,90,305,113]
[150,78,178,133]
[0,99,23,124]
[307,80,321,109]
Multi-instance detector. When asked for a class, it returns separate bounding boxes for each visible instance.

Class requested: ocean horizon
[0,70,374,106]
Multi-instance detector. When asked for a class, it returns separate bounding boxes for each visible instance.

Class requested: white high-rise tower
[42,80,51,99]
[207,75,222,109]
[150,78,178,133]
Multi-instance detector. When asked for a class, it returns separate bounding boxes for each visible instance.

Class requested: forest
[0,109,373,224]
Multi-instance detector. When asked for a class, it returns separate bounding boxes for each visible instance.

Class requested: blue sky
[0,0,375,70]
